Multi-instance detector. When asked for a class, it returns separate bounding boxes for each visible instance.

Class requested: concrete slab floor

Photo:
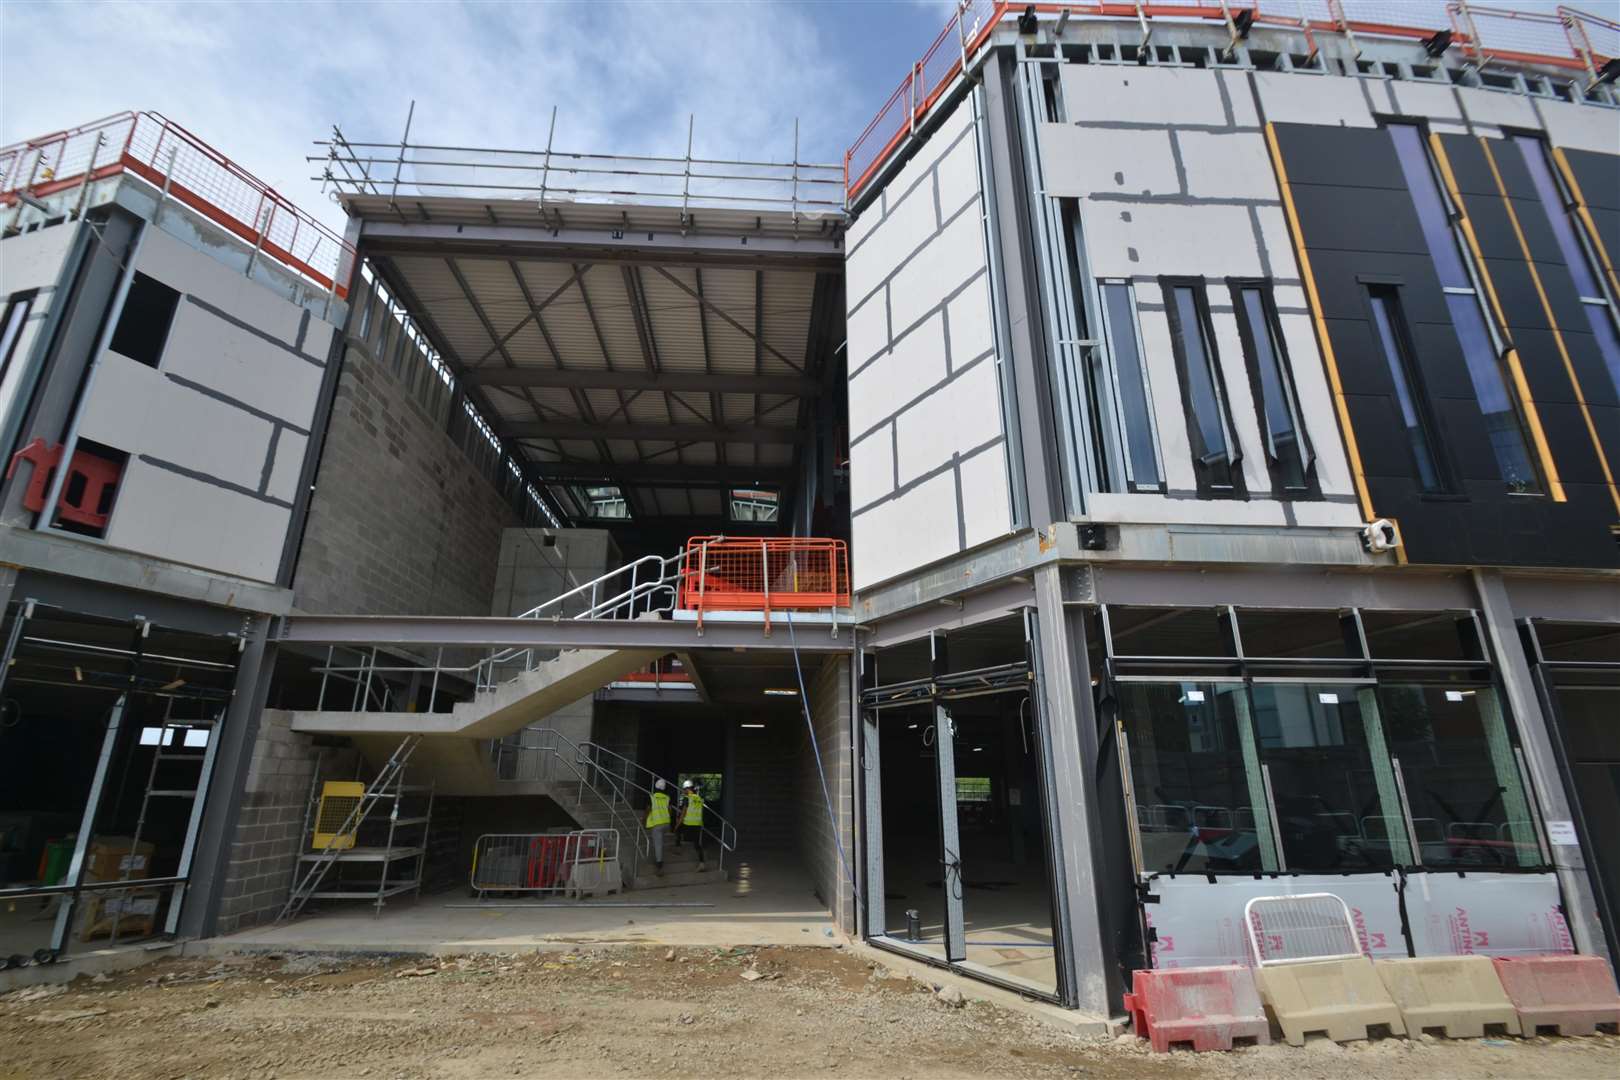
[206,859,840,955]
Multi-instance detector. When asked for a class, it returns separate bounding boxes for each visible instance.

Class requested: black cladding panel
[1276,123,1620,570]
[1565,149,1620,213]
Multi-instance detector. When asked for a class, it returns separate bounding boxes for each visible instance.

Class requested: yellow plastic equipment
[312,781,365,850]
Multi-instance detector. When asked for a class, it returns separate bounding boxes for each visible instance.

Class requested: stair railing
[577,738,738,873]
[489,727,650,881]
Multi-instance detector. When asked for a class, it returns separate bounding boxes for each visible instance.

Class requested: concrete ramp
[290,646,663,739]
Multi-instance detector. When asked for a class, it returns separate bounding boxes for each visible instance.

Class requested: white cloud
[1,0,872,232]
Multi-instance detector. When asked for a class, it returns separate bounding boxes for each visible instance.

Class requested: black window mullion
[1229,279,1319,500]
[1163,277,1246,499]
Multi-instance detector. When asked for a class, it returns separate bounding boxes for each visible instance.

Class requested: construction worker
[678,779,706,871]
[646,778,671,874]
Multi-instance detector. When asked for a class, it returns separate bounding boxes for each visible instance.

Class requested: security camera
[1362,519,1400,554]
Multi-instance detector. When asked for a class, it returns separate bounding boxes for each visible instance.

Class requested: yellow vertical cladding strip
[1428,134,1567,503]
[1551,145,1620,301]
[1480,138,1620,518]
[1263,122,1378,526]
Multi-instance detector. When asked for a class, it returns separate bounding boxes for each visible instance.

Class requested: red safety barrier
[524,836,573,890]
[0,112,356,300]
[844,2,1617,202]
[678,536,850,630]
[6,438,123,529]
[1124,965,1272,1052]
[1491,954,1620,1036]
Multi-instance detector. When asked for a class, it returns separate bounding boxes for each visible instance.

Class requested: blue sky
[2,1,955,229]
[2,1,1591,232]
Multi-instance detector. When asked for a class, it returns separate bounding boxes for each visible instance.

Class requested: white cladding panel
[847,93,1010,592]
[0,225,76,431]
[61,221,337,584]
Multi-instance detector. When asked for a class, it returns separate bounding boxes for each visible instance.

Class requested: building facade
[844,4,1620,1015]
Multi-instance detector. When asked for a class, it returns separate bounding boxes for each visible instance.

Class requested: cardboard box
[80,890,162,942]
[84,837,156,882]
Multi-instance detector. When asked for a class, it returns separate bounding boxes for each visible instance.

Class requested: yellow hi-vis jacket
[646,791,671,828]
[683,792,704,826]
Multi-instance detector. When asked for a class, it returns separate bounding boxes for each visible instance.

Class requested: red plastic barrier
[6,437,123,529]
[1123,965,1272,1052]
[1491,954,1620,1036]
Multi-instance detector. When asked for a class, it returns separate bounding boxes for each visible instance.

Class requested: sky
[1,0,956,231]
[1,0,1601,234]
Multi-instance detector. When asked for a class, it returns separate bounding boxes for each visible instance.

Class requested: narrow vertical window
[1164,279,1242,495]
[1232,282,1313,495]
[1513,134,1620,399]
[1368,285,1446,494]
[1097,281,1163,492]
[0,294,33,381]
[1387,124,1541,494]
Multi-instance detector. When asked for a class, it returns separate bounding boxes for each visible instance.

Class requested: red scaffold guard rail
[0,111,357,301]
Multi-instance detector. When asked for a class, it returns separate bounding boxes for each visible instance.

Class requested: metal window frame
[1390,120,1547,494]
[1513,134,1620,358]
[1161,277,1245,497]
[1096,278,1167,494]
[1362,281,1454,495]
[1228,278,1318,497]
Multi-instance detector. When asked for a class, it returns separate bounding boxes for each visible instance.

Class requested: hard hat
[682,780,694,789]
[654,779,666,791]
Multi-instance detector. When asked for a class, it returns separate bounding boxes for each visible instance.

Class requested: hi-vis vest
[646,791,671,828]
[683,792,704,826]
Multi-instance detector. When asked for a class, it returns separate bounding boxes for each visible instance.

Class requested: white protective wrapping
[1144,874,1406,968]
[1404,871,1573,958]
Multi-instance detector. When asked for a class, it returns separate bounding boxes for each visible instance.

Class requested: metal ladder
[105,706,222,941]
[277,734,422,921]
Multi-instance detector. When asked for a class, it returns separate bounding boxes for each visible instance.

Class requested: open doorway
[863,615,1060,998]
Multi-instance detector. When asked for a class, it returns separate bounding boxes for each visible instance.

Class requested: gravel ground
[1,947,1617,1079]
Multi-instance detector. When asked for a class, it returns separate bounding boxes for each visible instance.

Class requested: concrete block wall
[214,709,357,934]
[292,340,518,616]
[491,528,620,617]
[73,226,337,581]
[795,656,855,931]
[730,721,796,858]
[845,94,1013,591]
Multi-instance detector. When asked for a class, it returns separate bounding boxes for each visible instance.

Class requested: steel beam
[463,368,820,396]
[358,219,843,269]
[504,420,803,445]
[529,461,792,485]
[277,614,851,652]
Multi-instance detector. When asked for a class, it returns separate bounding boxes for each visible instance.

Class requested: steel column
[1471,569,1608,958]
[932,632,967,962]
[1031,564,1118,1016]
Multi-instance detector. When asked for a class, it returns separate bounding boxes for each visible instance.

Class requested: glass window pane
[1102,284,1161,489]
[1377,684,1541,869]
[1171,287,1233,488]
[1369,290,1443,493]
[1240,289,1307,489]
[1121,682,1276,875]
[1446,293,1540,493]
[1250,683,1409,872]
[1389,125,1470,289]
[1514,136,1602,298]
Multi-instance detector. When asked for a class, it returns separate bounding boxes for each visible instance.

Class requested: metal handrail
[575,737,739,867]
[490,727,649,881]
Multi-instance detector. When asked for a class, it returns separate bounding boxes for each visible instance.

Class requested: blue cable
[785,610,861,913]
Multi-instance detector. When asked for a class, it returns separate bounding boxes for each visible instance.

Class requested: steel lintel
[465,368,821,396]
[277,614,851,652]
[504,420,805,445]
[358,220,843,270]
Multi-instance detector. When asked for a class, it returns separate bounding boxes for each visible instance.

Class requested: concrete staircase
[636,834,727,889]
[291,645,663,741]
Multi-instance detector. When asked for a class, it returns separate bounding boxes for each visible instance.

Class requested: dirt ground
[2,947,1617,1079]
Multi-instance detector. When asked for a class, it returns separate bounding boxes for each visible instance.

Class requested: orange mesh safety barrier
[678,537,851,623]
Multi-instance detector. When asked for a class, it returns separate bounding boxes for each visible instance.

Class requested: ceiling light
[763,688,798,697]
[741,723,766,729]
[908,723,919,730]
